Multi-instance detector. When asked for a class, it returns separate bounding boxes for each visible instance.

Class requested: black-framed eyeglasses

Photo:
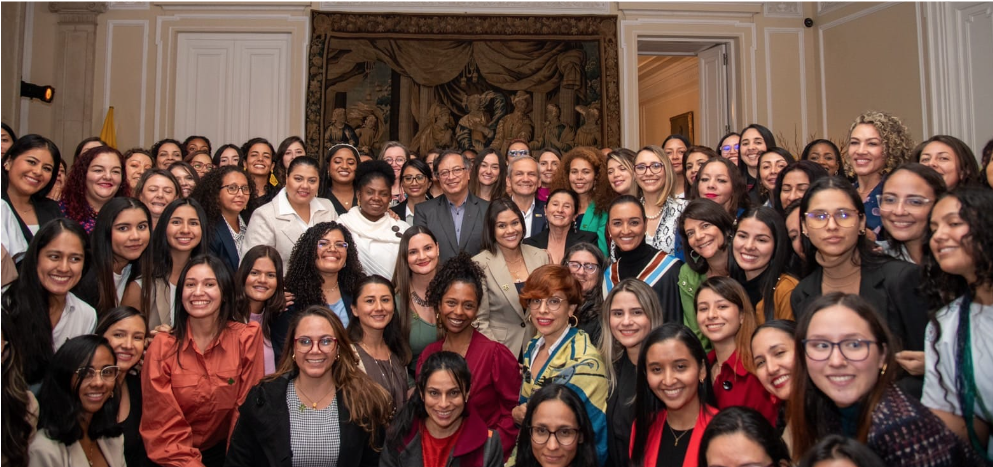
[566,261,599,273]
[221,184,252,195]
[803,338,878,361]
[529,426,580,446]
[508,149,530,158]
[192,162,214,172]
[527,297,564,312]
[721,144,740,152]
[295,335,338,352]
[634,162,664,175]
[75,366,121,381]
[403,174,427,183]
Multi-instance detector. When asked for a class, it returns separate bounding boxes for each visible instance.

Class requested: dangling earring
[690,249,702,262]
[880,363,888,376]
[859,228,866,236]
[435,312,444,330]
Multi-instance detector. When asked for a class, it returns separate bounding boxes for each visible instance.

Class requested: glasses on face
[75,366,121,381]
[634,162,664,175]
[804,209,859,229]
[437,166,467,180]
[566,261,599,273]
[383,157,404,166]
[803,338,877,361]
[295,335,338,352]
[317,240,349,251]
[527,297,564,312]
[529,426,580,446]
[877,195,932,213]
[403,174,427,184]
[192,162,214,172]
[508,149,530,158]
[221,184,252,195]
[721,144,740,152]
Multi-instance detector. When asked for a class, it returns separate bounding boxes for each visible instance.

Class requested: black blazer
[225,374,382,467]
[527,198,547,237]
[413,192,489,263]
[3,196,62,247]
[209,220,240,275]
[524,229,599,251]
[390,201,408,222]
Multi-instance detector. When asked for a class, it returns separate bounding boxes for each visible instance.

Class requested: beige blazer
[28,431,125,467]
[244,189,337,272]
[474,244,549,358]
[146,277,173,330]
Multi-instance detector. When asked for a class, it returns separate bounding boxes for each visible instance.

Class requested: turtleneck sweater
[616,240,661,280]
[611,239,683,325]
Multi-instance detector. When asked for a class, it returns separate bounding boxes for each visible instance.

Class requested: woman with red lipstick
[550,147,611,256]
[60,145,129,234]
[694,277,779,426]
[339,161,410,278]
[921,187,993,461]
[469,148,507,202]
[245,156,337,273]
[789,293,980,466]
[474,198,549,358]
[134,169,180,230]
[516,264,608,466]
[790,177,928,398]
[689,157,749,219]
[347,275,411,411]
[30,335,125,467]
[677,198,735,348]
[757,148,795,207]
[662,135,690,199]
[630,323,718,467]
[877,164,946,265]
[2,134,63,260]
[729,206,799,323]
[418,254,522,461]
[634,145,687,256]
[843,111,915,237]
[192,166,257,274]
[383,351,503,467]
[96,306,150,467]
[235,245,286,375]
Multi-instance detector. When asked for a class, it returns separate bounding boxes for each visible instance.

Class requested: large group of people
[1,112,991,467]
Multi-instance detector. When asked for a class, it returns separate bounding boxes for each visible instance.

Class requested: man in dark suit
[507,155,545,239]
[413,149,489,263]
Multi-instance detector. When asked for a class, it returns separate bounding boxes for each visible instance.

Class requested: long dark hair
[392,226,441,341]
[169,255,238,363]
[140,198,209,314]
[677,198,735,274]
[729,206,798,321]
[481,197,527,253]
[698,406,790,467]
[799,176,888,276]
[911,135,981,188]
[94,305,147,337]
[284,222,365,308]
[348,275,412,364]
[797,435,886,467]
[632,324,715,467]
[771,160,829,214]
[91,197,151,313]
[425,251,484,310]
[273,136,306,185]
[738,124,777,177]
[2,219,90,384]
[880,163,947,256]
[2,314,34,465]
[789,293,898,459]
[385,351,472,452]
[36,335,122,445]
[2,134,63,201]
[513,384,599,467]
[235,246,285,340]
[562,242,606,327]
[191,165,256,225]
[211,143,244,167]
[689,157,750,215]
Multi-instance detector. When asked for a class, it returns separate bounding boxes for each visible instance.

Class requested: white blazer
[244,189,338,272]
[28,431,125,467]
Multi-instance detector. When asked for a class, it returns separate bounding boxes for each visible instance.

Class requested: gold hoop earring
[568,315,579,327]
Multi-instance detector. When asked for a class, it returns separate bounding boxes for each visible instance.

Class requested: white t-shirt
[113,264,132,302]
[51,293,97,351]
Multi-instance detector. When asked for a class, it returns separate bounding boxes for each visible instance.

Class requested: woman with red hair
[60,146,128,233]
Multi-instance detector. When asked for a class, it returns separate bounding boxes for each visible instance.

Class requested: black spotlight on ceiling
[21,81,55,103]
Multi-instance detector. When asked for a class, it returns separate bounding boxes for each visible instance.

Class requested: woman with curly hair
[338,160,411,278]
[2,134,63,258]
[227,305,393,467]
[140,198,209,329]
[913,134,981,190]
[551,146,611,256]
[235,245,286,375]
[921,186,993,461]
[192,165,256,273]
[60,145,128,233]
[844,111,916,237]
[272,136,307,186]
[417,252,522,460]
[273,221,365,362]
[468,148,507,202]
[151,138,183,170]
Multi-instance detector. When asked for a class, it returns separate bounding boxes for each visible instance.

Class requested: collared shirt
[514,196,536,239]
[226,216,248,259]
[446,193,469,245]
[275,188,331,231]
[707,349,780,425]
[141,321,264,466]
[527,327,571,369]
[51,293,97,351]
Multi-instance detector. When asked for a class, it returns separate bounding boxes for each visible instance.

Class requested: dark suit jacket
[413,192,489,263]
[225,373,382,467]
[523,229,599,251]
[209,220,240,275]
[527,198,547,237]
[390,201,407,221]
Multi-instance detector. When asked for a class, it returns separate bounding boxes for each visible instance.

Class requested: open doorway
[637,39,734,148]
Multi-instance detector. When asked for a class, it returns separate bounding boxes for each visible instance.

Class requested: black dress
[606,356,637,467]
[123,372,151,467]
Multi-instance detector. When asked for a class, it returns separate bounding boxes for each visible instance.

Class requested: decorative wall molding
[104,20,149,146]
[764,2,802,18]
[816,2,851,16]
[318,1,610,15]
[763,27,807,138]
[158,2,309,11]
[108,2,150,10]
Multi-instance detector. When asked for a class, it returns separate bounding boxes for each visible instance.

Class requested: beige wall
[638,56,699,147]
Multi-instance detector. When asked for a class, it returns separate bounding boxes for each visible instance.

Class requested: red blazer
[418,330,522,460]
[630,405,718,467]
[708,350,780,425]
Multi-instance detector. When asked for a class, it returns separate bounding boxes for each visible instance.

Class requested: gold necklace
[668,422,691,446]
[296,380,335,412]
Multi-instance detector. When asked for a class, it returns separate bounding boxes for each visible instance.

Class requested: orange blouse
[141,321,264,467]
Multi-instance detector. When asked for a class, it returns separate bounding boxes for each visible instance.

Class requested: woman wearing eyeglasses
[392,158,433,224]
[716,132,740,165]
[245,156,337,273]
[95,307,150,467]
[634,146,688,257]
[379,142,409,207]
[475,198,550,358]
[562,243,607,344]
[790,177,928,397]
[877,164,946,265]
[227,305,393,467]
[789,293,980,466]
[191,166,257,274]
[515,264,608,466]
[185,150,215,180]
[513,384,599,467]
[29,335,125,467]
